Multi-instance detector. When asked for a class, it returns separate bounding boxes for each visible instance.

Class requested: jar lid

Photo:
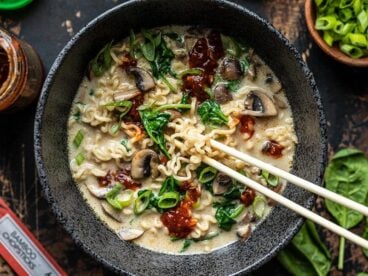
[0,0,33,10]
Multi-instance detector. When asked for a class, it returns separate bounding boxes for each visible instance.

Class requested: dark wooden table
[0,0,367,275]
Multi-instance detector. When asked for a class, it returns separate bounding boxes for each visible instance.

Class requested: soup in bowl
[35,0,326,274]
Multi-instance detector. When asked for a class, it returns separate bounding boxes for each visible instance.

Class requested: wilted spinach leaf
[88,41,113,77]
[197,99,228,127]
[139,109,171,158]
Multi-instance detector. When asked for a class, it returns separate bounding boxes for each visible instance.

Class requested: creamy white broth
[68,26,297,254]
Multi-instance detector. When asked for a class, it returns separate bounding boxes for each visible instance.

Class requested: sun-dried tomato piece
[262,140,284,158]
[239,115,256,138]
[160,201,197,238]
[240,188,256,207]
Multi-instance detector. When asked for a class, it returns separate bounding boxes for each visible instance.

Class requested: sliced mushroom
[242,90,277,117]
[131,149,159,180]
[127,67,155,92]
[113,89,141,101]
[214,84,232,104]
[264,72,282,93]
[237,224,252,240]
[101,202,125,222]
[85,177,111,199]
[184,35,197,52]
[246,63,257,81]
[220,58,243,81]
[118,227,144,241]
[213,172,233,195]
[273,94,287,109]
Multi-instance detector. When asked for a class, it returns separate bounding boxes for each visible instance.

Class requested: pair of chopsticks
[202,139,368,249]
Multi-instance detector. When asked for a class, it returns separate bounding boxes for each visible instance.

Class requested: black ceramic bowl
[34,0,327,275]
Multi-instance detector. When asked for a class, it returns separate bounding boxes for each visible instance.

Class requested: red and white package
[0,198,66,276]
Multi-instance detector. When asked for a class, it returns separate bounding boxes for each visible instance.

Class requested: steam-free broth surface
[68,26,297,254]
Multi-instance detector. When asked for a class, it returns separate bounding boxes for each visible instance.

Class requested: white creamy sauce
[67,25,297,254]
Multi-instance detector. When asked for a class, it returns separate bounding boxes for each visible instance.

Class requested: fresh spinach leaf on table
[324,148,368,269]
[278,220,331,276]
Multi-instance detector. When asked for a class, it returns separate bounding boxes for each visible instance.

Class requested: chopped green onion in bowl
[314,0,368,58]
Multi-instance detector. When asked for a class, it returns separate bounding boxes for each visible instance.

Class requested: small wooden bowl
[305,0,368,67]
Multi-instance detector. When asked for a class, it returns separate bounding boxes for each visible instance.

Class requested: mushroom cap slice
[213,84,232,104]
[127,67,155,92]
[101,202,125,222]
[113,89,141,101]
[85,176,111,199]
[118,227,144,241]
[242,90,278,117]
[131,149,159,180]
[220,58,243,81]
[213,172,233,195]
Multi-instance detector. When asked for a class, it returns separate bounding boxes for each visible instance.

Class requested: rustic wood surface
[0,0,367,275]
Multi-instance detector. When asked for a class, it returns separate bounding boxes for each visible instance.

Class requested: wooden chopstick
[209,139,368,217]
[203,156,368,249]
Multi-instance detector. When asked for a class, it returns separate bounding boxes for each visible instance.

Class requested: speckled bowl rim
[34,0,327,274]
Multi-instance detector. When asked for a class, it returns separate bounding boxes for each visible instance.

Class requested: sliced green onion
[261,170,280,187]
[106,183,123,210]
[157,191,180,209]
[109,123,120,135]
[121,139,131,152]
[75,153,85,166]
[357,10,368,32]
[338,8,354,22]
[323,31,336,46]
[348,33,368,47]
[339,0,354,9]
[198,166,217,184]
[73,130,84,148]
[134,189,153,215]
[353,0,362,15]
[334,22,356,35]
[178,68,203,78]
[340,43,365,58]
[315,16,338,30]
[116,190,134,208]
[253,195,267,218]
[159,176,179,195]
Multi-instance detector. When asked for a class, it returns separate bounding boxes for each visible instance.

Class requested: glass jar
[0,27,44,112]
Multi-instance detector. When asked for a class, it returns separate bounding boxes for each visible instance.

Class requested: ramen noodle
[68,26,297,253]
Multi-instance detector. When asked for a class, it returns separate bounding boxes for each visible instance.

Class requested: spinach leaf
[278,220,331,276]
[215,201,244,231]
[139,109,171,158]
[140,30,176,79]
[278,246,318,276]
[88,41,113,77]
[197,99,228,127]
[223,185,241,200]
[180,239,192,253]
[221,34,242,57]
[324,148,368,269]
